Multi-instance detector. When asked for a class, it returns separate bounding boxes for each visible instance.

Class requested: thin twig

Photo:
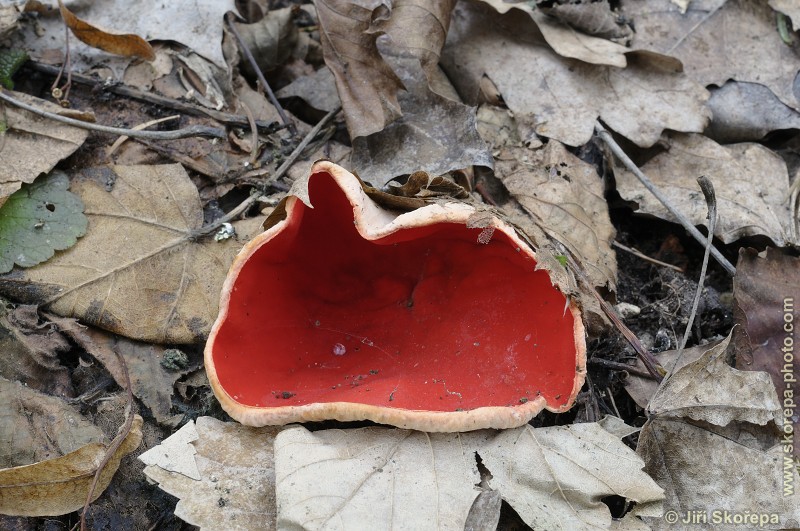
[586,357,654,379]
[595,122,736,276]
[25,60,284,133]
[673,176,717,370]
[80,347,134,531]
[226,12,297,137]
[611,240,684,273]
[195,105,341,237]
[0,89,226,140]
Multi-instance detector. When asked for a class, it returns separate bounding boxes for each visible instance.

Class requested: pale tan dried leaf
[648,333,779,427]
[275,66,341,113]
[442,1,709,147]
[138,421,200,480]
[496,140,617,292]
[0,376,102,469]
[0,5,19,40]
[330,0,491,184]
[623,342,713,409]
[0,164,266,344]
[234,7,299,74]
[637,418,800,530]
[350,55,492,186]
[625,0,800,110]
[274,423,663,530]
[0,414,142,517]
[141,417,279,530]
[315,0,404,138]
[613,133,795,246]
[0,91,89,205]
[479,0,631,67]
[58,0,154,61]
[707,81,800,143]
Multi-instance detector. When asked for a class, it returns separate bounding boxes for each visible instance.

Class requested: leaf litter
[0,0,798,527]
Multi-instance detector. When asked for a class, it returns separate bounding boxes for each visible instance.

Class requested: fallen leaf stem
[226,13,297,137]
[24,60,284,133]
[595,122,736,276]
[674,176,717,368]
[0,89,227,140]
[585,357,655,379]
[195,104,342,236]
[567,255,664,381]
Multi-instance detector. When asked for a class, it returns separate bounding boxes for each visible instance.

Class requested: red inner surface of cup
[210,171,578,412]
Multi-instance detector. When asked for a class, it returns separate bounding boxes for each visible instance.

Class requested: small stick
[673,176,717,370]
[567,254,664,381]
[226,13,297,137]
[25,60,284,133]
[586,357,654,379]
[80,346,134,531]
[195,105,341,236]
[106,115,180,156]
[611,240,684,272]
[0,89,226,140]
[595,122,736,276]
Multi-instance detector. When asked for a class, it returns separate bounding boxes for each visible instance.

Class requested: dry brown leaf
[141,417,279,530]
[636,329,800,528]
[541,0,633,43]
[623,342,716,409]
[0,304,73,398]
[733,248,800,456]
[442,1,709,148]
[613,132,795,246]
[0,414,142,517]
[276,66,342,113]
[325,0,491,185]
[57,0,154,61]
[234,7,302,75]
[275,423,663,530]
[315,0,405,138]
[0,91,89,206]
[638,418,800,530]
[648,333,779,426]
[479,0,633,67]
[706,80,800,143]
[0,376,102,469]
[0,164,266,344]
[63,326,190,424]
[495,140,617,292]
[625,0,800,110]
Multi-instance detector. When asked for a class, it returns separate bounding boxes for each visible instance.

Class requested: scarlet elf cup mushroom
[204,161,586,432]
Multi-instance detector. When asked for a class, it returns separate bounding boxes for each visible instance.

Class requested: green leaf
[0,49,29,90]
[0,171,87,273]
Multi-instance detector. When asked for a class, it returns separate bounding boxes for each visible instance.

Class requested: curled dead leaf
[58,0,155,61]
[0,414,142,517]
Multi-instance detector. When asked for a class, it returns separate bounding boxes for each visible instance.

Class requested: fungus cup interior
[208,169,581,422]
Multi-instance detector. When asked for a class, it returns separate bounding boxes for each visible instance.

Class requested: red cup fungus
[205,161,586,432]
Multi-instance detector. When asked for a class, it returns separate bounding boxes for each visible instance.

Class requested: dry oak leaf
[478,0,634,67]
[314,0,405,139]
[0,164,266,344]
[63,325,191,424]
[613,132,795,247]
[0,376,102,470]
[0,91,89,205]
[57,0,155,61]
[637,336,799,529]
[0,394,143,517]
[275,423,663,530]
[141,417,280,530]
[624,0,800,110]
[494,138,617,292]
[441,1,710,148]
